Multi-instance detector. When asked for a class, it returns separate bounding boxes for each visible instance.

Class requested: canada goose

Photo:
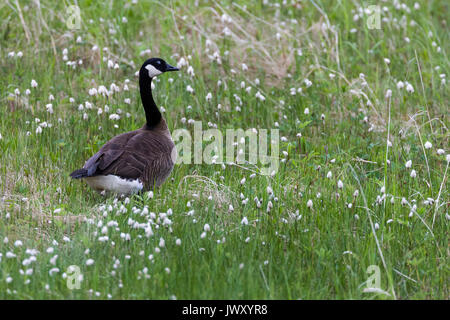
[70,58,179,195]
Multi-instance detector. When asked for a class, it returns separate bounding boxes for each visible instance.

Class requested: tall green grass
[0,0,448,299]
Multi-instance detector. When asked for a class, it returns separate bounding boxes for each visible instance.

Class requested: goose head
[141,57,179,79]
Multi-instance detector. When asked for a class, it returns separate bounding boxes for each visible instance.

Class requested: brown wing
[80,130,137,178]
[83,129,174,186]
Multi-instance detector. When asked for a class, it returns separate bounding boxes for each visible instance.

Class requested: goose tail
[70,168,89,179]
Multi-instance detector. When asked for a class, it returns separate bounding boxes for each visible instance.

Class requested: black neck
[139,70,161,129]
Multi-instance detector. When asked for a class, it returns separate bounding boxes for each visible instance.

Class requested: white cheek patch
[145,64,162,77]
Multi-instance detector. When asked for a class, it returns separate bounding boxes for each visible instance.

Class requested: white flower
[206,92,212,102]
[396,81,404,89]
[175,239,181,246]
[241,217,248,225]
[306,199,313,209]
[86,259,94,266]
[31,79,38,88]
[424,141,432,149]
[159,238,165,248]
[410,169,417,178]
[385,89,392,98]
[304,79,312,87]
[203,224,210,232]
[99,85,109,96]
[6,252,16,258]
[255,91,265,101]
[437,149,444,155]
[46,104,54,114]
[187,66,195,77]
[327,171,332,179]
[405,160,412,168]
[337,180,344,189]
[304,108,310,115]
[374,223,380,230]
[406,83,414,93]
[384,58,390,64]
[446,154,450,163]
[14,240,23,247]
[49,268,59,276]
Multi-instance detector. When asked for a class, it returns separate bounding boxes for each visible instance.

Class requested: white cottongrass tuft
[406,83,414,93]
[405,160,412,168]
[424,141,432,149]
[86,259,94,266]
[6,252,16,258]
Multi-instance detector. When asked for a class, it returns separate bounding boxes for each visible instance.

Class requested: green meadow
[0,0,448,299]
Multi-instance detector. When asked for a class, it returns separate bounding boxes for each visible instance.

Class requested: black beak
[165,63,179,72]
